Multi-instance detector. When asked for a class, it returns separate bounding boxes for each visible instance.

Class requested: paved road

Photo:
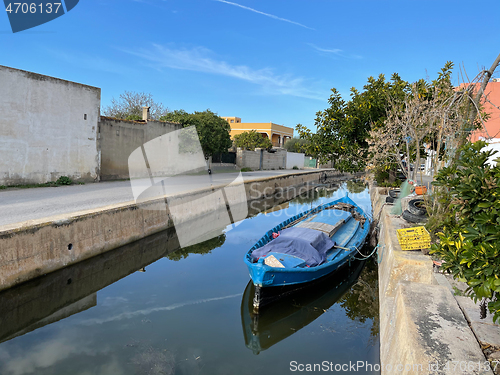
[0,170,321,227]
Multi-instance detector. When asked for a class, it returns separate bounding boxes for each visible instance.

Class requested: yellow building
[222,116,293,147]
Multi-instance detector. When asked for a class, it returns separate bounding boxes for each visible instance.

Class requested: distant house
[423,80,500,174]
[221,116,293,148]
[465,79,500,142]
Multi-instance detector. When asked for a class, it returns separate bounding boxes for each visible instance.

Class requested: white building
[0,65,101,185]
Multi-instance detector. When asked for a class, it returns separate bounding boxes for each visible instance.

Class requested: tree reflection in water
[346,179,367,194]
[165,234,226,261]
[338,257,379,338]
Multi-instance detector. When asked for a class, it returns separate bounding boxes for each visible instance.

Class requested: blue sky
[1,0,499,131]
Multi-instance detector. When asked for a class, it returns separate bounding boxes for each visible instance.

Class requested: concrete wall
[236,148,261,169]
[370,185,491,374]
[236,148,287,170]
[318,160,334,169]
[0,170,341,292]
[99,117,182,180]
[0,227,180,343]
[0,65,101,185]
[285,152,305,169]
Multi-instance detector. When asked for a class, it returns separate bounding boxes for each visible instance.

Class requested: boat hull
[247,253,352,288]
[244,195,370,309]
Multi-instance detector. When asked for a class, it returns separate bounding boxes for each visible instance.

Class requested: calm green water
[0,181,379,375]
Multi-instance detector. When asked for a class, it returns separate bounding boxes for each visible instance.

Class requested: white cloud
[214,0,314,30]
[122,44,325,100]
[0,333,113,375]
[78,293,242,325]
[309,44,342,54]
[309,44,362,59]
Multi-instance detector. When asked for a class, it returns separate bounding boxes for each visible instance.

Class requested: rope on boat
[353,244,379,260]
[333,243,378,260]
[333,245,351,251]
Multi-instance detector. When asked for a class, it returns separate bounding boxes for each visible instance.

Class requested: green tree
[283,136,310,154]
[233,130,273,151]
[369,64,455,182]
[430,141,500,322]
[161,109,232,159]
[296,74,409,173]
[102,91,169,120]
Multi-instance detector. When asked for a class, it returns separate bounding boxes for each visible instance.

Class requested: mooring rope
[353,244,379,260]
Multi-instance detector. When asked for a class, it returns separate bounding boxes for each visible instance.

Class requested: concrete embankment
[0,227,180,343]
[370,184,493,375]
[0,170,354,292]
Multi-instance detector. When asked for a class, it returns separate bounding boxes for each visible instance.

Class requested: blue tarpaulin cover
[250,227,336,267]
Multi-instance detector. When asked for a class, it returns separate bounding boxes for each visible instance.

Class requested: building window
[231,120,234,123]
[84,114,87,120]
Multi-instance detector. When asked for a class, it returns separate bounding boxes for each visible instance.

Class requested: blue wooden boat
[244,195,370,311]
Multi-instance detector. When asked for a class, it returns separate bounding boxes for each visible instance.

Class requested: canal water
[0,180,379,375]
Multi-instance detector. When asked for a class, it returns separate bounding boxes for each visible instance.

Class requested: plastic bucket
[415,186,427,195]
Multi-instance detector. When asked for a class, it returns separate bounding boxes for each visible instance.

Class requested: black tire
[402,209,427,223]
[389,189,400,199]
[386,196,395,203]
[408,199,427,216]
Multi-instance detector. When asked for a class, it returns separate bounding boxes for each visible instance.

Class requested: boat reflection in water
[241,260,366,355]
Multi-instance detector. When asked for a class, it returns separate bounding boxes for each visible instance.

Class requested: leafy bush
[284,137,310,153]
[56,176,73,185]
[374,167,401,187]
[240,167,253,172]
[375,170,389,184]
[292,166,299,170]
[233,130,273,151]
[430,141,500,322]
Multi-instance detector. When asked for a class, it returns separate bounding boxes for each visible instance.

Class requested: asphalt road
[0,170,317,227]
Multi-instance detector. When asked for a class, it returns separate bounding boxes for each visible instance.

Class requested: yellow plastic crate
[397,226,431,250]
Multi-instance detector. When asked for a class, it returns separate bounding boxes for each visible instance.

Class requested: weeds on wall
[0,176,78,189]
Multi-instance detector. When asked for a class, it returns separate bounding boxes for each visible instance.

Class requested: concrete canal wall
[370,185,492,374]
[0,170,348,292]
[0,227,180,343]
